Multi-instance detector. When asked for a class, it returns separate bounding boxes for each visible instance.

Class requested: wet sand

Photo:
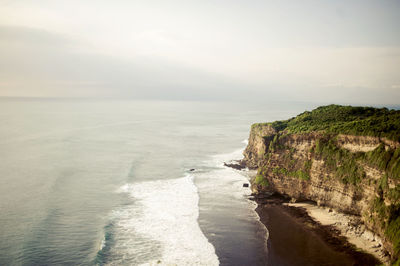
[254,194,381,266]
[287,202,389,264]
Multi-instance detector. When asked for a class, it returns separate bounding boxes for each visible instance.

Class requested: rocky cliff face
[244,123,400,263]
[243,123,276,168]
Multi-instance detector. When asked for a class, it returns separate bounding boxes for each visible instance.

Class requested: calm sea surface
[0,99,312,265]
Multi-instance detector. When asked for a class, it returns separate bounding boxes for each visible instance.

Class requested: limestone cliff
[243,123,276,168]
[244,105,400,264]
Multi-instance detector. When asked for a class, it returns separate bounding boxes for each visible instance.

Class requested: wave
[97,139,268,265]
[194,144,269,260]
[197,147,259,214]
[99,175,219,265]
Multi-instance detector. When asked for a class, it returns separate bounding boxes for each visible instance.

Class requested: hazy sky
[1,0,399,104]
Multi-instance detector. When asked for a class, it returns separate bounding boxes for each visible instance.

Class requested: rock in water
[223,161,246,170]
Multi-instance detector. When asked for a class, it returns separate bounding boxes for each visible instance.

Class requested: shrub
[386,215,400,258]
[366,146,400,179]
[267,105,400,142]
[304,160,312,172]
[272,167,310,180]
[255,174,269,188]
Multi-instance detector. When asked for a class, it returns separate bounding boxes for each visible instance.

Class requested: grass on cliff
[309,137,366,185]
[373,197,400,261]
[366,144,400,179]
[314,137,400,184]
[252,105,400,262]
[265,105,400,142]
[272,167,310,180]
[255,174,269,188]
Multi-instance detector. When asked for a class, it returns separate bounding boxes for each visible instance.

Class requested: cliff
[244,105,400,264]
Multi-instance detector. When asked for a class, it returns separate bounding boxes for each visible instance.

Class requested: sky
[0,0,399,104]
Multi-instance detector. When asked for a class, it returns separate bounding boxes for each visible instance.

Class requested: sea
[0,98,314,265]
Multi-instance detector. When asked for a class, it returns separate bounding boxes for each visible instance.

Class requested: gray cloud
[0,25,72,46]
[0,25,276,101]
[0,1,399,105]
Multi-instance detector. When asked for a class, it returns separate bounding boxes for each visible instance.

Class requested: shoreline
[225,160,390,265]
[285,201,390,264]
[252,192,387,265]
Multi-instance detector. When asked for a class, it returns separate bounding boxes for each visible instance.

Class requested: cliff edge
[244,105,400,264]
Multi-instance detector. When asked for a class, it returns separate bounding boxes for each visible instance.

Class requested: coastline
[285,201,390,264]
[252,192,386,266]
[241,105,400,265]
[226,154,391,265]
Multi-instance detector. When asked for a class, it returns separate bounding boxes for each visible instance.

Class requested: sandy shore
[286,202,390,265]
[229,164,390,264]
[252,192,385,266]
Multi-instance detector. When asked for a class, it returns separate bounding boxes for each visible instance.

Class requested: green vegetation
[268,134,285,152]
[272,167,287,176]
[366,144,400,179]
[314,137,366,185]
[265,105,400,142]
[256,105,400,185]
[313,136,400,185]
[291,169,310,180]
[252,105,400,262]
[388,186,400,204]
[372,196,400,260]
[387,216,400,259]
[379,174,389,191]
[272,167,310,180]
[304,160,312,172]
[255,174,269,188]
[372,197,387,225]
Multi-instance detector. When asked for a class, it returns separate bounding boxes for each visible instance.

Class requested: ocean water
[0,99,311,265]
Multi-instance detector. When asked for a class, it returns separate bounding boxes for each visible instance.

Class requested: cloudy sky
[0,0,399,104]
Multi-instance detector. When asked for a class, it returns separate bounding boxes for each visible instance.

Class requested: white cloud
[0,1,399,104]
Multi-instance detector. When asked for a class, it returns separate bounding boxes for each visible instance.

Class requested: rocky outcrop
[336,134,400,152]
[243,123,276,168]
[244,123,400,263]
[336,134,381,153]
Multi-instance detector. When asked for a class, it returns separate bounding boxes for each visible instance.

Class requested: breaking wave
[97,175,219,265]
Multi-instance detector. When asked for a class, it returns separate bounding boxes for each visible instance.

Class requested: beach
[253,192,386,266]
[286,202,390,264]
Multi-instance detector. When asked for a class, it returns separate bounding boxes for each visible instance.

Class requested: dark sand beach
[254,194,381,266]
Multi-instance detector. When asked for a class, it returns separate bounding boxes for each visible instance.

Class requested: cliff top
[254,105,400,142]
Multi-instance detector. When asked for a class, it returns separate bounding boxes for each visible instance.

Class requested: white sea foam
[211,147,244,166]
[195,146,269,242]
[110,175,219,265]
[197,148,256,207]
[106,143,265,265]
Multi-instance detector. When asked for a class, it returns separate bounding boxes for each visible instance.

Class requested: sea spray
[101,175,219,265]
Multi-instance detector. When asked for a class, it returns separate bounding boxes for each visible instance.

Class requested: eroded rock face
[337,134,381,153]
[336,134,400,152]
[258,133,374,215]
[243,123,276,168]
[244,124,400,260]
